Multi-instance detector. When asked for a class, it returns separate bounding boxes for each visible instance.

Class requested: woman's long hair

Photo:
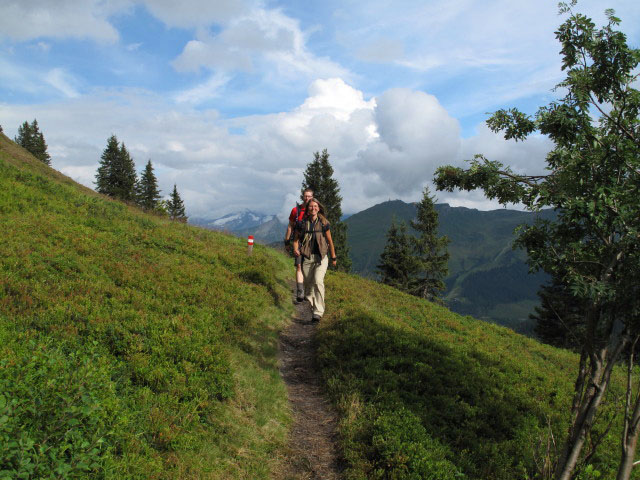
[299,198,328,248]
[305,198,328,225]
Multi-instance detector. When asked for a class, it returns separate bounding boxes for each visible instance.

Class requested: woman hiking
[292,198,337,322]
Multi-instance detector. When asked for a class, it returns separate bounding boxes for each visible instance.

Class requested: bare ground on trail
[277,292,344,480]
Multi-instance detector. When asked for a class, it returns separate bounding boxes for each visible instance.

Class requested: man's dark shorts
[294,255,303,267]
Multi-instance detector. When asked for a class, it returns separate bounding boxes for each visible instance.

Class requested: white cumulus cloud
[172,7,349,82]
[0,76,554,218]
[350,88,461,195]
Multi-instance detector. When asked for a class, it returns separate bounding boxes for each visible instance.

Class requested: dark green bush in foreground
[369,408,458,479]
[0,337,125,479]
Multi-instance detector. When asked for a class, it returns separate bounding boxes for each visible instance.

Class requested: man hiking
[284,188,314,302]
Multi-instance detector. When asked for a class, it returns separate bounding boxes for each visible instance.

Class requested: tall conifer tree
[113,143,137,202]
[95,135,137,202]
[95,135,120,197]
[377,218,419,293]
[531,274,585,350]
[410,187,449,301]
[301,149,351,272]
[15,119,51,165]
[136,160,162,210]
[15,121,34,154]
[167,184,187,222]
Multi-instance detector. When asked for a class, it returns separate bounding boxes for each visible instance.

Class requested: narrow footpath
[278,291,344,479]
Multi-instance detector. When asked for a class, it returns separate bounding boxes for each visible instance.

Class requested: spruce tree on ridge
[15,119,51,165]
[167,184,187,222]
[95,135,138,202]
[136,160,162,211]
[377,218,419,293]
[301,149,351,272]
[410,187,449,302]
[114,143,137,202]
[95,135,120,197]
[531,274,585,350]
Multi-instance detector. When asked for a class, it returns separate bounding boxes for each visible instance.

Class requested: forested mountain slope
[346,200,555,334]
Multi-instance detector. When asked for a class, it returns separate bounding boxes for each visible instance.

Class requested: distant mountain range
[190,201,556,335]
[190,210,279,237]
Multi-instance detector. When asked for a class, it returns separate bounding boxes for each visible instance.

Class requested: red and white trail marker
[247,235,254,255]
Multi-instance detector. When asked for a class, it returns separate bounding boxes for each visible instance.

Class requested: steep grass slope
[0,133,293,479]
[317,274,627,479]
[1,132,629,479]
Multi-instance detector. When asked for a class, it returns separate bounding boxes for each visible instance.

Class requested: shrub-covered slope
[317,273,627,479]
[1,132,628,479]
[0,133,293,479]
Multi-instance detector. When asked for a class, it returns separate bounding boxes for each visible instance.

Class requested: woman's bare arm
[325,230,337,266]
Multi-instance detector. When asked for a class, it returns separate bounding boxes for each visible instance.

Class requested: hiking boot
[311,315,321,323]
[296,282,304,303]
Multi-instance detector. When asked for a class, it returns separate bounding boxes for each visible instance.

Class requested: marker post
[247,235,254,256]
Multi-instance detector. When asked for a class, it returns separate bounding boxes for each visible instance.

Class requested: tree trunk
[617,424,640,480]
[555,358,603,480]
[555,333,628,480]
[617,335,640,480]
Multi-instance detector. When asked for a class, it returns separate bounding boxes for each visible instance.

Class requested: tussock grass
[0,133,293,479]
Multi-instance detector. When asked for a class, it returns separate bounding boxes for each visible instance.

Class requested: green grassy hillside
[317,274,627,479]
[0,134,628,479]
[346,200,554,334]
[0,133,293,479]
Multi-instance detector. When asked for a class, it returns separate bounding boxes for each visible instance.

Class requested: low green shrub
[0,337,121,479]
[369,408,460,480]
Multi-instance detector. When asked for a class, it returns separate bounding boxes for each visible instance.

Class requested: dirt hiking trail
[278,291,344,479]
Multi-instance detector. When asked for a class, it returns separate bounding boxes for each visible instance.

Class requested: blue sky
[1,0,638,219]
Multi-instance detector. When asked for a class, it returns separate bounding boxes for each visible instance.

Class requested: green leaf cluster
[434,9,640,314]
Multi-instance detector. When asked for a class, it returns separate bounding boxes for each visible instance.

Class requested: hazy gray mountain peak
[190,209,276,232]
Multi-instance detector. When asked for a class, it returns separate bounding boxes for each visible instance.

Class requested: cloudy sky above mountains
[1,0,638,219]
